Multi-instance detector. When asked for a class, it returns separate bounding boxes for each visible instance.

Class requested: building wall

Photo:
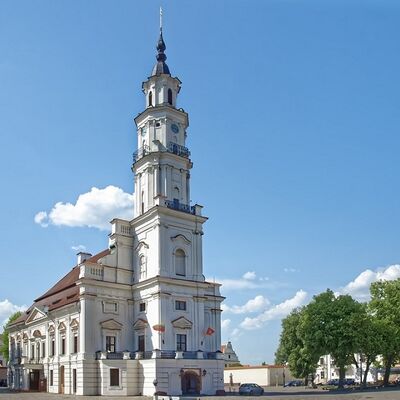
[224,366,294,387]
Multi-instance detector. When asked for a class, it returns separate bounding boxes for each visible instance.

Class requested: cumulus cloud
[221,319,231,330]
[223,295,270,314]
[340,264,400,301]
[71,244,87,252]
[240,290,308,330]
[243,271,256,280]
[284,267,297,273]
[0,299,27,329]
[34,186,134,231]
[211,271,274,292]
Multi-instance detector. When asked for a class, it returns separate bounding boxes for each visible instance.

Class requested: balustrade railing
[95,349,219,360]
[132,142,190,164]
[165,199,195,215]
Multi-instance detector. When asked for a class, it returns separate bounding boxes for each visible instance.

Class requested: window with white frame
[175,249,186,276]
[176,334,187,351]
[106,336,116,353]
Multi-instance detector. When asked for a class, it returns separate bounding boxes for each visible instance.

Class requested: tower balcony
[165,199,195,215]
[132,142,190,164]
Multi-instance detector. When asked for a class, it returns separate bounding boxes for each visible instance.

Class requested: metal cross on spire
[160,6,163,33]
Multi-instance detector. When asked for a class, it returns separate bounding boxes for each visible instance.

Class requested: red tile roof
[10,249,109,328]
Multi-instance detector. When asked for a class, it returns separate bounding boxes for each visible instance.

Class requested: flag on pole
[205,327,215,336]
[153,324,165,333]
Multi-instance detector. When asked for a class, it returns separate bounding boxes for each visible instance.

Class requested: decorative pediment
[16,334,21,341]
[171,234,191,245]
[70,318,79,331]
[135,241,149,251]
[58,322,66,332]
[48,325,55,335]
[22,333,29,341]
[25,307,47,324]
[133,318,149,331]
[171,316,193,330]
[32,329,42,338]
[100,319,123,331]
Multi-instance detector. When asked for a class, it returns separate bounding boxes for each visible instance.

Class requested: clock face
[171,123,179,134]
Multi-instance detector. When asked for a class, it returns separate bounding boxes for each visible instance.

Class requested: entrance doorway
[59,366,65,394]
[182,371,200,395]
[29,370,40,390]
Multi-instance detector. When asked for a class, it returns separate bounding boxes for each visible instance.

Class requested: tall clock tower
[133,29,191,217]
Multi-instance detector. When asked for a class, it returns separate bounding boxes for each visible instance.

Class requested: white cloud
[240,290,308,330]
[284,267,297,273]
[34,211,48,227]
[243,271,256,280]
[71,244,87,252]
[340,264,400,301]
[0,299,27,330]
[223,295,270,314]
[212,271,275,292]
[221,319,231,330]
[34,186,134,231]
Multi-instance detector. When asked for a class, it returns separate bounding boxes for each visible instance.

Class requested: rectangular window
[106,336,116,353]
[42,342,45,358]
[61,337,66,355]
[50,370,53,386]
[73,335,78,353]
[138,335,145,352]
[321,371,325,379]
[139,302,146,312]
[73,369,77,393]
[175,300,186,311]
[176,334,187,352]
[31,344,35,360]
[51,338,55,356]
[110,368,119,387]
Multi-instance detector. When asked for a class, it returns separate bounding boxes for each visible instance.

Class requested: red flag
[205,327,215,336]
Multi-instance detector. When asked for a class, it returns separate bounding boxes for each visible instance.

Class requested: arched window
[168,88,173,105]
[148,91,153,106]
[141,191,145,214]
[173,186,180,201]
[139,255,147,280]
[175,249,186,276]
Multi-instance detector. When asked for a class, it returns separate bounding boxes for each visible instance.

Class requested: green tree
[353,306,385,387]
[1,311,22,363]
[301,290,363,388]
[369,279,400,385]
[275,308,319,384]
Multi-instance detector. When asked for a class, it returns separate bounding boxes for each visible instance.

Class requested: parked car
[284,380,304,387]
[239,383,264,396]
[344,378,356,386]
[327,379,339,386]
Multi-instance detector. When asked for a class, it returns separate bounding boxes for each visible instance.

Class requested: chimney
[77,252,92,265]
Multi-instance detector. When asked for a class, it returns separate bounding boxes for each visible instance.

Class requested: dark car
[327,379,339,386]
[284,380,304,387]
[239,383,264,396]
[344,378,356,385]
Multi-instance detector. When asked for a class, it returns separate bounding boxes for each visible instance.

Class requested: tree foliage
[1,311,22,363]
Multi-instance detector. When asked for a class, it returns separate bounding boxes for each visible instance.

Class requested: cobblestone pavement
[2,387,400,399]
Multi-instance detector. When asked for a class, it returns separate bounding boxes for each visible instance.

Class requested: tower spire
[152,7,170,76]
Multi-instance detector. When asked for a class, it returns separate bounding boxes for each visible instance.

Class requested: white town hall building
[7,26,225,396]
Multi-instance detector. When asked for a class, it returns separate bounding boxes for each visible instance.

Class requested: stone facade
[7,27,224,396]
[221,342,240,367]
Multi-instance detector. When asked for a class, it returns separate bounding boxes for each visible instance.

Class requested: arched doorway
[182,371,200,395]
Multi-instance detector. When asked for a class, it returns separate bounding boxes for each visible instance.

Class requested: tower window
[175,249,186,276]
[148,91,153,106]
[168,88,173,105]
[138,335,145,352]
[106,336,116,353]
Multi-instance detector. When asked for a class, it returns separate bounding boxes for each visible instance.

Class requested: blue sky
[1,0,400,364]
